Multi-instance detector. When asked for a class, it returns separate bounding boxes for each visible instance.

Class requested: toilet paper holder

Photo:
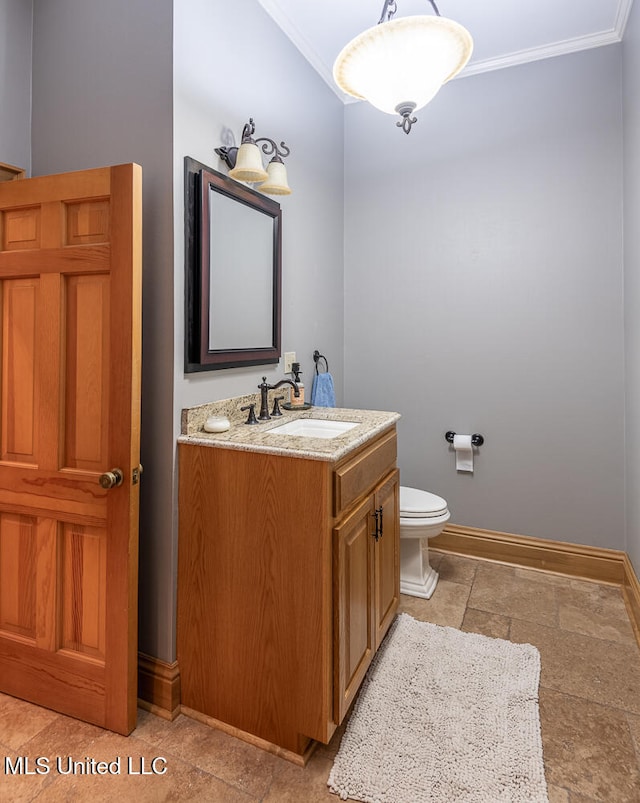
[445,431,484,446]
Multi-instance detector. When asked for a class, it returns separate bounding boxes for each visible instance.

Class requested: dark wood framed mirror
[184,156,282,372]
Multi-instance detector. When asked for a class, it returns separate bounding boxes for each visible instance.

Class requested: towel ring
[313,350,329,374]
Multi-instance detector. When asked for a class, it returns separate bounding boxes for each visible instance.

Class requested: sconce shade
[229,142,269,183]
[259,159,292,196]
[333,16,472,116]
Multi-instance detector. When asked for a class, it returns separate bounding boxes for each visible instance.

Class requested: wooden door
[0,164,142,735]
[374,469,400,648]
[333,495,375,724]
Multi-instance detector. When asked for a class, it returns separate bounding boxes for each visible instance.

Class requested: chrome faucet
[258,376,299,421]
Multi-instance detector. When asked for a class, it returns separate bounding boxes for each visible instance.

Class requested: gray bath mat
[328,612,548,802]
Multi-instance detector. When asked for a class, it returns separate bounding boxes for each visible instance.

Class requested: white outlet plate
[284,351,296,374]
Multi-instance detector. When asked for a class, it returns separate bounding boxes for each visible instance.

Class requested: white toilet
[399,486,450,599]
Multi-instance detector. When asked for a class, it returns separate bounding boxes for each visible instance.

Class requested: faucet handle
[240,403,259,425]
[271,395,285,417]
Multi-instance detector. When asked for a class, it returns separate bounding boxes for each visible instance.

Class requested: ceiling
[257,0,634,103]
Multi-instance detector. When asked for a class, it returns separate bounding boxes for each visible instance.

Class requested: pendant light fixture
[333,0,472,134]
[215,119,292,195]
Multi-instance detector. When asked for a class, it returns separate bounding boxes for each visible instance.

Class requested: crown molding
[614,0,635,37]
[460,29,624,79]
[258,0,636,103]
[462,0,634,78]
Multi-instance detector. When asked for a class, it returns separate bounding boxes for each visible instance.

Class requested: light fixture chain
[378,0,440,24]
[378,0,397,24]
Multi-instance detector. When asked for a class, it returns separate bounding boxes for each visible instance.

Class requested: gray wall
[173,0,345,414]
[343,46,626,549]
[0,0,32,173]
[624,1,640,573]
[30,0,175,660]
[168,0,344,660]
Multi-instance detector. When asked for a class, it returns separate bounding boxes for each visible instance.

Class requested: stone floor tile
[547,785,570,802]
[24,710,106,754]
[0,757,56,803]
[556,580,637,645]
[510,619,640,714]
[461,607,511,640]
[263,754,335,802]
[627,712,640,761]
[147,713,282,798]
[468,562,559,627]
[0,693,60,751]
[398,578,471,629]
[33,733,257,802]
[0,712,110,802]
[430,551,478,586]
[131,708,180,748]
[539,688,640,801]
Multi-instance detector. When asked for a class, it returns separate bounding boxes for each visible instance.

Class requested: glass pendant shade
[333,16,473,116]
[259,159,292,196]
[229,142,269,183]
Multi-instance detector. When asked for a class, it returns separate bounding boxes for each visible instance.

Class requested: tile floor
[1,551,639,802]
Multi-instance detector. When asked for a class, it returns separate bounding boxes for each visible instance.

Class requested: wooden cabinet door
[333,495,375,724]
[374,469,400,648]
[0,165,142,735]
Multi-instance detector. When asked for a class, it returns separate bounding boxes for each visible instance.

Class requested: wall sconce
[215,119,292,195]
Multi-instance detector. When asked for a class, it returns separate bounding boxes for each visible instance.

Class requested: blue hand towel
[311,372,336,407]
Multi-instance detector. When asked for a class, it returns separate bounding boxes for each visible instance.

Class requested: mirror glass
[184,157,282,372]
[208,188,273,350]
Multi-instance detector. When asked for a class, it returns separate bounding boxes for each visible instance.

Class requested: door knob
[99,468,124,489]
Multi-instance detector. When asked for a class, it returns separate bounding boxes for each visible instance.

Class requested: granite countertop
[178,394,400,462]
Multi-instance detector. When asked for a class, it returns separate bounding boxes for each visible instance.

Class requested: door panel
[0,164,141,734]
[3,207,41,250]
[61,521,107,659]
[64,274,110,470]
[2,278,39,464]
[0,513,37,639]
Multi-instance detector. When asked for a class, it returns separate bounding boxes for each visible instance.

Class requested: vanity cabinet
[177,425,399,762]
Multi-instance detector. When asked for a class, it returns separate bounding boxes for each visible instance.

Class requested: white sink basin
[267,418,358,439]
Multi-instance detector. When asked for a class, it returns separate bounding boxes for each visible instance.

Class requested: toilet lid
[400,486,448,518]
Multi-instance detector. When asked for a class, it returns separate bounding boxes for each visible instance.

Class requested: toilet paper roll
[453,434,474,473]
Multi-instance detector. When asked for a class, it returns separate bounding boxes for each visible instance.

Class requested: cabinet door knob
[377,505,384,538]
